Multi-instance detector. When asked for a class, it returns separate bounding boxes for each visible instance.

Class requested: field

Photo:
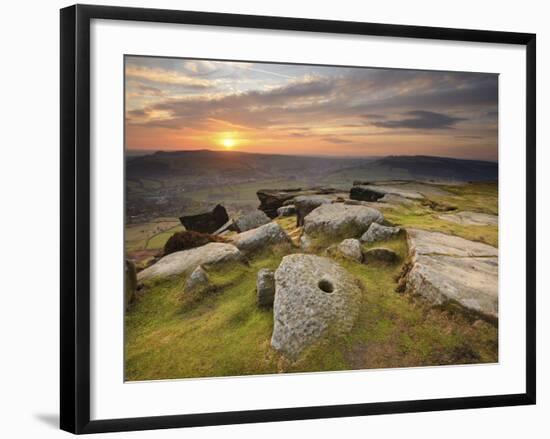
[125,182,498,381]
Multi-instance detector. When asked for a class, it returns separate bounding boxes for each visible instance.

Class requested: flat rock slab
[271,254,362,359]
[438,211,498,226]
[303,203,384,239]
[405,229,498,319]
[138,242,243,281]
[408,229,497,257]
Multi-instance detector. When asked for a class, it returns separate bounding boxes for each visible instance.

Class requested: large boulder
[404,229,498,319]
[294,195,331,226]
[233,210,271,232]
[179,204,229,234]
[256,268,275,307]
[138,242,244,281]
[125,259,137,308]
[232,222,292,254]
[303,203,384,239]
[360,223,401,243]
[257,187,340,218]
[271,254,362,358]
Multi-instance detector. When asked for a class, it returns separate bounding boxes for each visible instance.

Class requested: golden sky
[125,56,498,160]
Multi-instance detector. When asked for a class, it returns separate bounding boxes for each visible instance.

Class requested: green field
[125,182,498,381]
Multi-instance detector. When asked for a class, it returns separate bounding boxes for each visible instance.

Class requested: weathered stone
[271,254,362,358]
[138,242,243,281]
[359,185,425,200]
[404,229,498,319]
[363,247,399,264]
[360,222,401,243]
[303,203,384,239]
[407,229,498,257]
[349,185,385,202]
[294,195,331,226]
[179,204,229,234]
[438,211,498,226]
[232,222,292,254]
[256,187,340,218]
[351,184,426,203]
[334,238,363,262]
[256,268,275,307]
[184,265,211,293]
[233,210,271,232]
[125,259,137,308]
[277,205,296,216]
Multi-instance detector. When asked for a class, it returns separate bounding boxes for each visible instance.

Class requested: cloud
[360,114,386,119]
[125,65,215,88]
[323,137,352,144]
[371,110,467,130]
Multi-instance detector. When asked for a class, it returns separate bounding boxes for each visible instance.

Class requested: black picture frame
[60,4,536,434]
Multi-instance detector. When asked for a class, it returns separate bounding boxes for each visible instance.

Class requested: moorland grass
[125,223,498,381]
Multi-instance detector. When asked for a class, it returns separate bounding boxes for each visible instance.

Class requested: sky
[125,56,498,160]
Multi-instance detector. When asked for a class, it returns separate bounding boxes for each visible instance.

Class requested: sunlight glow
[222,137,235,148]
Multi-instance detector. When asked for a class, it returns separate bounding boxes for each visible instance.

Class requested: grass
[125,225,498,381]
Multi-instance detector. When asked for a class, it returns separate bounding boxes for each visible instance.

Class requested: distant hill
[323,155,498,184]
[126,150,497,185]
[126,149,370,182]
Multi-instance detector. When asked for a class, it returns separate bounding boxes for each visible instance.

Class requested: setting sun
[222,137,235,148]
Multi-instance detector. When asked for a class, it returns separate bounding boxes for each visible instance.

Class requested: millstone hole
[318,278,334,293]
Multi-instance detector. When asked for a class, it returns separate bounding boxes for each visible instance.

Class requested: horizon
[125,148,498,163]
[125,57,498,161]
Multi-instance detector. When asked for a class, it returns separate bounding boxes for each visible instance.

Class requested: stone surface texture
[271,254,362,358]
[360,222,401,243]
[405,228,498,318]
[256,268,276,307]
[232,222,292,254]
[138,242,243,281]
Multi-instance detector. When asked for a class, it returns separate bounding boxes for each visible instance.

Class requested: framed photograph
[60,4,536,434]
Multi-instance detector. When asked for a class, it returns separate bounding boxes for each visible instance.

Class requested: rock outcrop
[256,187,340,218]
[438,211,498,226]
[351,184,424,202]
[179,204,229,234]
[256,268,275,307]
[404,229,498,319]
[349,185,386,202]
[360,223,401,243]
[294,195,331,226]
[232,222,292,254]
[138,242,243,281]
[233,210,271,232]
[271,254,362,358]
[303,203,384,239]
